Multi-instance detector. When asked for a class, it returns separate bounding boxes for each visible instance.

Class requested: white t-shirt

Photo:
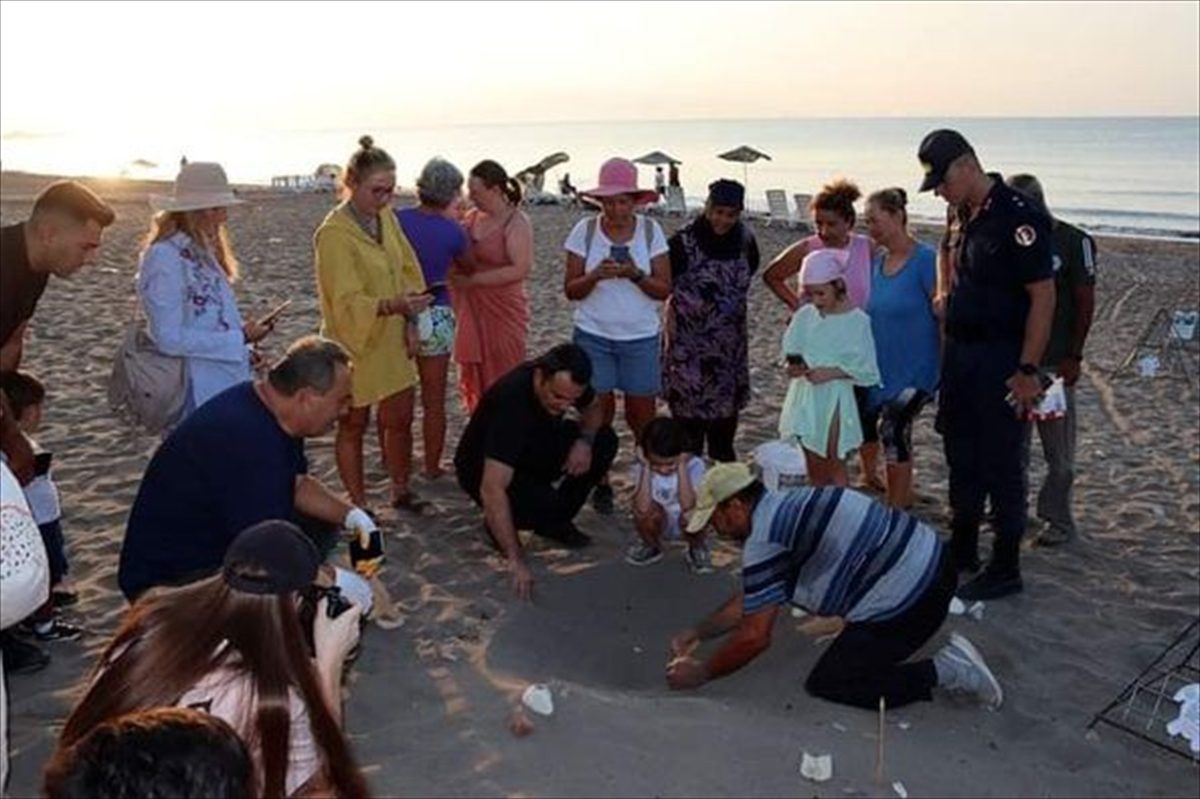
[631,455,707,538]
[177,660,319,796]
[564,215,669,341]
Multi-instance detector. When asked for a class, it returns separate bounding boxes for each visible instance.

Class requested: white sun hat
[150,162,244,213]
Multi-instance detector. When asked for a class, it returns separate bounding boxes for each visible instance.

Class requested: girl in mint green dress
[779,250,880,486]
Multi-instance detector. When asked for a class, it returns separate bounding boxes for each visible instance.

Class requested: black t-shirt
[118,382,308,599]
[1043,220,1097,366]
[454,363,594,494]
[0,223,49,353]
[947,176,1053,341]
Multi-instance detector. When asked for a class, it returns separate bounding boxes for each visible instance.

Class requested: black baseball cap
[917,129,975,192]
[222,520,320,595]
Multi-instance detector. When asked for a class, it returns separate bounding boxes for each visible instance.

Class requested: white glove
[344,507,377,546]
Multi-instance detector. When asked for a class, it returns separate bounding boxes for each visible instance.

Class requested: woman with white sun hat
[137,162,276,420]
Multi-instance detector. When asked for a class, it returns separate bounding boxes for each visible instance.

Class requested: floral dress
[662,218,758,420]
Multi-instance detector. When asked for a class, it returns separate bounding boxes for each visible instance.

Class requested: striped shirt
[741,488,943,622]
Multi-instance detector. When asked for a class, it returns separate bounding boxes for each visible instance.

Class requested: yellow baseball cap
[686,462,757,533]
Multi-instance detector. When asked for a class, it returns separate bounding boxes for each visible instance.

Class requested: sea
[2,116,1197,240]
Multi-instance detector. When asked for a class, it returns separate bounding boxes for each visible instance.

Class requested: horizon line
[5,112,1199,140]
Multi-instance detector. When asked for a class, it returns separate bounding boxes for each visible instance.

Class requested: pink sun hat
[799,249,848,286]
[580,158,660,206]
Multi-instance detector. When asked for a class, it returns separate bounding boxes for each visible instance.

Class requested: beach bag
[753,440,808,491]
[1,462,49,630]
[108,314,186,435]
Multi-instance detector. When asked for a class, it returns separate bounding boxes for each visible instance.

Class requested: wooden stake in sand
[875,696,886,784]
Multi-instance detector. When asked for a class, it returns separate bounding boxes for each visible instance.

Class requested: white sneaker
[934,632,1004,710]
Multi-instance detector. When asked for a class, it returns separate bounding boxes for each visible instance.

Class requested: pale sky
[1,0,1198,139]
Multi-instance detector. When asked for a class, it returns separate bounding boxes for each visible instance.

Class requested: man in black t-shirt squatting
[456,344,618,599]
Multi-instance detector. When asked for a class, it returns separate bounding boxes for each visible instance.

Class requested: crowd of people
[0,126,1098,796]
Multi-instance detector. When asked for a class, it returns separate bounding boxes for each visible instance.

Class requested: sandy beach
[2,174,1198,798]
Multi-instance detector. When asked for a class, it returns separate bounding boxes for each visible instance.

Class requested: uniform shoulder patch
[1014,224,1037,247]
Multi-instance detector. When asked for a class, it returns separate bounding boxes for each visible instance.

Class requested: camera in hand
[298,584,355,657]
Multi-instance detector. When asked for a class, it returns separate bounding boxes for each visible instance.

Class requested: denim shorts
[573,328,661,396]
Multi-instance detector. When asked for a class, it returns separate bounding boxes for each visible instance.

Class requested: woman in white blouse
[138,162,273,419]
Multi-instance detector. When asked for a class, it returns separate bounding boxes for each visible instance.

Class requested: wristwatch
[1018,363,1039,376]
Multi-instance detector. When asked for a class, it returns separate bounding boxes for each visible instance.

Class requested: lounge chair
[765,189,793,227]
[793,193,814,232]
[664,185,687,216]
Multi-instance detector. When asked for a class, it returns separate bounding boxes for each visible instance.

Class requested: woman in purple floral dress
[662,180,759,461]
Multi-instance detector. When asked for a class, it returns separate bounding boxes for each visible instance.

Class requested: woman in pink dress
[450,160,533,412]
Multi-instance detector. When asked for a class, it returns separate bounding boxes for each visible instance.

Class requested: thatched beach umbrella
[717,145,772,194]
[515,152,570,193]
[632,150,682,166]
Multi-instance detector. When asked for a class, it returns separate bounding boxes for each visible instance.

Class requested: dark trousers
[805,548,956,709]
[937,338,1030,573]
[675,415,738,462]
[462,424,618,539]
[854,386,878,444]
[38,519,68,585]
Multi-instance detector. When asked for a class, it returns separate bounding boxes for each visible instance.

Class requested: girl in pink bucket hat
[563,158,671,515]
[778,249,880,487]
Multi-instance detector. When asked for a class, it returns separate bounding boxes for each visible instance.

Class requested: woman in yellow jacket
[315,136,431,512]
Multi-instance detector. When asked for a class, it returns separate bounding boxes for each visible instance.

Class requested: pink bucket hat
[799,249,848,286]
[580,158,660,206]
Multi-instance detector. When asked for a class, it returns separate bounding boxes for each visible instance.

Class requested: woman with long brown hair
[450,159,533,412]
[57,521,368,798]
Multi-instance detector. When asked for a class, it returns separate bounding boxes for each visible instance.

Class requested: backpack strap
[641,215,655,252]
[583,215,600,255]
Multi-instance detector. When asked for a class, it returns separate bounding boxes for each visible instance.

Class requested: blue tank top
[865,242,940,408]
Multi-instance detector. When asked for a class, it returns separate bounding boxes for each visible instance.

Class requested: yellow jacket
[314,204,426,406]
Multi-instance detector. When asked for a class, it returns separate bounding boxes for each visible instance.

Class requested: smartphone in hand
[423,282,447,295]
[609,244,631,264]
[258,299,292,327]
[786,353,808,368]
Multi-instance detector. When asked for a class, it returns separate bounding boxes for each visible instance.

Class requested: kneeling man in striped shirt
[666,463,1002,710]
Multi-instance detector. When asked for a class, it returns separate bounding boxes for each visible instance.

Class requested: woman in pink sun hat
[563,158,671,515]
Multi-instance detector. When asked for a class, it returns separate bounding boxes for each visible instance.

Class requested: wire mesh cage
[1090,618,1200,763]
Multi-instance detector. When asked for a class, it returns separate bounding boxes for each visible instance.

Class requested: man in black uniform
[917,130,1055,601]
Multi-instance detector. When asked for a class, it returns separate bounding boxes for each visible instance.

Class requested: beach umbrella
[717,145,772,193]
[632,150,682,166]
